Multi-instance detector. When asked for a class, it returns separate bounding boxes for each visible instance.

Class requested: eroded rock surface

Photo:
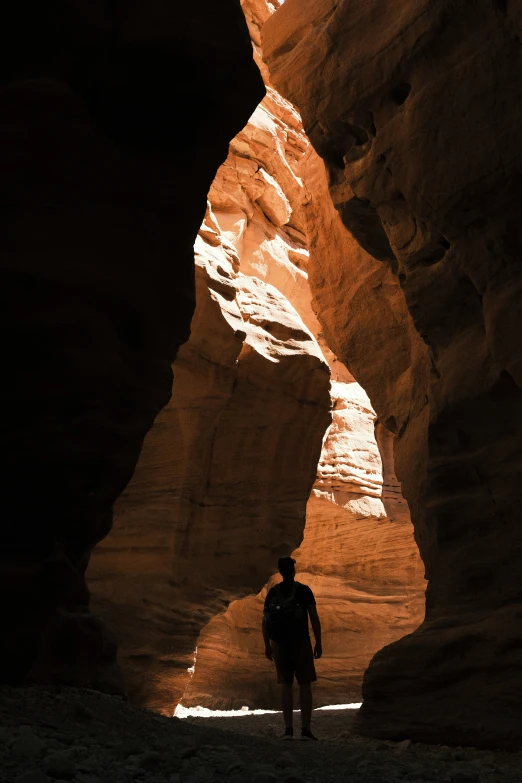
[88,56,332,711]
[182,382,424,710]
[264,0,522,747]
[89,0,426,715]
[89,224,331,711]
[0,0,263,692]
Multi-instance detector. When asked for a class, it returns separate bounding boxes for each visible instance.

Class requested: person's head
[278,556,296,580]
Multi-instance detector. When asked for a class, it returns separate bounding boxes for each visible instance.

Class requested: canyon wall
[264,0,522,748]
[0,0,263,692]
[88,26,333,710]
[182,381,424,710]
[88,213,331,710]
[89,0,424,713]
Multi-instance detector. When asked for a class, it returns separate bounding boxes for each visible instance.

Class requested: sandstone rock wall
[88,57,332,711]
[89,0,426,714]
[89,220,331,710]
[0,0,263,692]
[182,382,424,709]
[264,0,522,748]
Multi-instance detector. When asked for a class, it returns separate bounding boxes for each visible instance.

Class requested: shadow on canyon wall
[2,0,522,752]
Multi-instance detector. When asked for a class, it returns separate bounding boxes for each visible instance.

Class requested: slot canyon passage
[3,0,522,781]
[87,0,426,717]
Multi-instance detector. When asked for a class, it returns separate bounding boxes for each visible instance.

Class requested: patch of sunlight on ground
[174,703,362,719]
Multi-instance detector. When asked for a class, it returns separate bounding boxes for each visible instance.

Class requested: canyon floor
[1,687,522,783]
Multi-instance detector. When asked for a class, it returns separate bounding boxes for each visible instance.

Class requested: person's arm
[308,604,322,659]
[262,592,273,660]
[262,613,272,660]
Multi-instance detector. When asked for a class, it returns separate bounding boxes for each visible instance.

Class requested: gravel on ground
[1,687,521,783]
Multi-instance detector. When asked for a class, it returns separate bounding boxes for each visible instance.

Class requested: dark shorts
[271,638,317,685]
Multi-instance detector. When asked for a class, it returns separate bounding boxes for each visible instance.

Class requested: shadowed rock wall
[90,0,425,714]
[88,62,332,710]
[264,0,522,748]
[182,382,424,710]
[0,0,263,693]
[89,225,331,710]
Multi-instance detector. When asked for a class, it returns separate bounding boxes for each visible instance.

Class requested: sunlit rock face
[88,18,332,708]
[90,0,425,714]
[182,382,424,709]
[89,220,331,711]
[0,0,263,693]
[264,0,522,748]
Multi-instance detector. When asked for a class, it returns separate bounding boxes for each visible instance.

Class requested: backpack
[266,583,305,644]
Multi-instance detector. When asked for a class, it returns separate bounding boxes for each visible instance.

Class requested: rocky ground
[1,687,521,783]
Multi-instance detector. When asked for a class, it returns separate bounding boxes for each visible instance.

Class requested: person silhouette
[262,556,322,740]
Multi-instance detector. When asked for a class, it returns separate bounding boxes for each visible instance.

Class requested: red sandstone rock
[87,8,333,710]
[264,0,522,748]
[90,0,425,714]
[182,382,424,709]
[0,0,263,691]
[89,201,332,711]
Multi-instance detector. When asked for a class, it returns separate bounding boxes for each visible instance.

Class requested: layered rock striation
[90,0,426,715]
[88,12,332,709]
[89,221,331,710]
[264,0,522,747]
[182,381,424,710]
[1,0,263,692]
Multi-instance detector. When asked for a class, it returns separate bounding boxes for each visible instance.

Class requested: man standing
[262,556,322,740]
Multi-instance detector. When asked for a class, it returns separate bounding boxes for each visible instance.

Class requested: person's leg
[295,639,317,738]
[281,682,294,729]
[273,642,295,734]
[299,683,313,730]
